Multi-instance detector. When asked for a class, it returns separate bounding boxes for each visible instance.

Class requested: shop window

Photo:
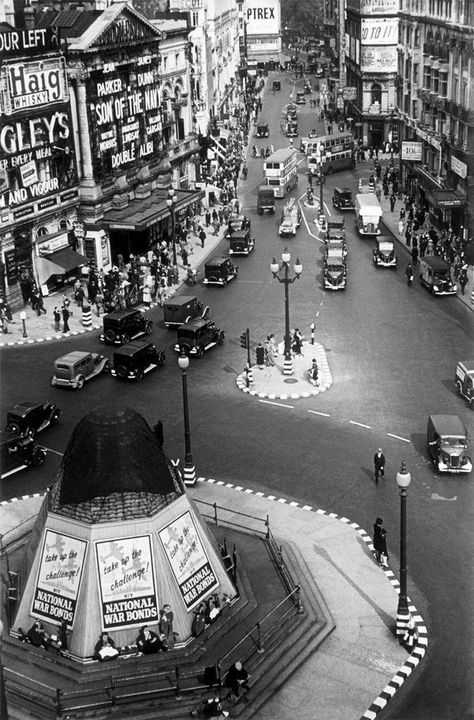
[370,83,382,104]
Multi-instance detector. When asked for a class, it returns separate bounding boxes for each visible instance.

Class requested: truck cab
[427,415,472,473]
[257,185,276,214]
[419,256,456,295]
[355,194,382,236]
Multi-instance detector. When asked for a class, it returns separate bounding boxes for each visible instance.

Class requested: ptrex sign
[243,0,280,36]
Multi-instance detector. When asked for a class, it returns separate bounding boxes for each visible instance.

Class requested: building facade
[397,0,473,234]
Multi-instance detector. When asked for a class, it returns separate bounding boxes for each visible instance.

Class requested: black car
[225,214,251,238]
[174,318,225,358]
[203,257,238,286]
[1,433,46,480]
[5,401,60,438]
[256,123,269,138]
[100,309,153,345]
[332,187,355,211]
[111,340,165,381]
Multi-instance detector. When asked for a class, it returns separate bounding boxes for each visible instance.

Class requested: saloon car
[111,340,165,381]
[373,238,397,268]
[100,308,153,345]
[1,433,46,480]
[174,318,225,358]
[51,351,110,389]
[5,401,61,437]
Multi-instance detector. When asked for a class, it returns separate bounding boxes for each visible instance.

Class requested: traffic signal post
[240,328,251,366]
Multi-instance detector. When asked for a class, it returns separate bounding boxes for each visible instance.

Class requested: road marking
[308,409,331,417]
[259,399,294,409]
[431,493,457,501]
[386,432,411,443]
[349,420,372,429]
[39,446,64,457]
[324,201,331,216]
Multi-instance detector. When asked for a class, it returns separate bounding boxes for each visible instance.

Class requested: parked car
[163,296,208,328]
[455,360,474,406]
[100,308,153,345]
[1,432,47,480]
[111,340,165,381]
[174,318,225,358]
[373,238,397,268]
[5,401,61,437]
[332,187,355,211]
[225,214,251,238]
[51,351,110,389]
[229,229,255,256]
[256,123,269,138]
[427,415,472,473]
[203,257,238,286]
[419,256,456,295]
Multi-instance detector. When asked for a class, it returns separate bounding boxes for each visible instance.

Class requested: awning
[101,187,205,232]
[35,249,89,285]
[425,189,466,209]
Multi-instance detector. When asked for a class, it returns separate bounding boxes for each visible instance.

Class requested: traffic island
[236,342,332,399]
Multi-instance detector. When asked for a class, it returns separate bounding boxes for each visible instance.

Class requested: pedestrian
[199,227,207,247]
[62,304,70,333]
[459,267,468,295]
[405,227,412,247]
[308,358,319,386]
[373,517,384,563]
[390,194,396,212]
[53,306,61,332]
[255,342,265,369]
[264,335,275,367]
[398,219,404,236]
[224,661,250,702]
[373,448,385,484]
[405,263,414,287]
[205,210,211,227]
[212,219,220,236]
[379,528,389,567]
[411,245,419,266]
[291,328,304,356]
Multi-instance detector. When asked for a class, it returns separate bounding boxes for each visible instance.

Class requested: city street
[1,72,473,720]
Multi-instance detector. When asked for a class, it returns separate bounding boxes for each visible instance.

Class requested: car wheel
[122,333,130,345]
[76,375,85,389]
[102,361,111,374]
[135,368,144,382]
[105,329,115,343]
[6,423,20,434]
[144,322,153,335]
[159,352,166,366]
[51,410,61,424]
[31,448,46,467]
[217,331,225,345]
[116,365,128,379]
[196,346,204,358]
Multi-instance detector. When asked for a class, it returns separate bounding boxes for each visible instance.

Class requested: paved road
[1,72,473,719]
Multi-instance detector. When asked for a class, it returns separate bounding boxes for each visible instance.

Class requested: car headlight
[453,284,457,291]
[433,285,439,291]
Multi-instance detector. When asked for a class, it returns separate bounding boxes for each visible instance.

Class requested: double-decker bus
[304,132,355,175]
[263,148,298,198]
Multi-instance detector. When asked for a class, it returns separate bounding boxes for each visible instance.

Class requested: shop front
[35,231,89,296]
[413,167,466,232]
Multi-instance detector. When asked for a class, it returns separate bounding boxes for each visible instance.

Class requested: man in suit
[374,449,386,484]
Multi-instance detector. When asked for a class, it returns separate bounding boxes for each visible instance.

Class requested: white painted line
[324,201,331,216]
[308,409,331,417]
[349,420,372,429]
[39,446,63,457]
[387,432,411,443]
[259,399,294,409]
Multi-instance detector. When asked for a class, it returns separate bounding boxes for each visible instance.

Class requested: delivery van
[427,415,472,474]
[355,194,382,236]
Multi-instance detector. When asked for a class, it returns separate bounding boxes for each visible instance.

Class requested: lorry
[257,185,276,214]
[279,198,301,236]
[354,194,383,236]
[419,256,457,295]
[427,415,472,474]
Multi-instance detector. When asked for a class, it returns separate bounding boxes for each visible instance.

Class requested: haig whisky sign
[0,57,68,113]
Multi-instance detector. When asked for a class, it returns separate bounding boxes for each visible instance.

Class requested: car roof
[113,340,155,357]
[178,317,210,330]
[206,256,230,266]
[8,402,38,416]
[429,415,467,436]
[164,295,198,308]
[422,256,449,269]
[334,187,352,194]
[55,351,91,363]
[230,230,249,239]
[457,360,474,372]
[104,309,139,319]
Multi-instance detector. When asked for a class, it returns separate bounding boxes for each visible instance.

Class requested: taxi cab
[203,257,238,286]
[373,237,397,268]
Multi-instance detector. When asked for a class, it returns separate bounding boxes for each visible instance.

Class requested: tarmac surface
[0,479,427,720]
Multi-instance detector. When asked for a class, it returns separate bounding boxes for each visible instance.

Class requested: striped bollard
[81,304,93,328]
[310,322,315,345]
[183,462,196,486]
[283,357,293,375]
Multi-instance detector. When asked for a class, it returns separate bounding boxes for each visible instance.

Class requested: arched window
[371,83,382,104]
[59,219,69,230]
[36,226,48,237]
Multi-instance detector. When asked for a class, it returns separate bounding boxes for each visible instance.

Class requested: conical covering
[59,407,176,505]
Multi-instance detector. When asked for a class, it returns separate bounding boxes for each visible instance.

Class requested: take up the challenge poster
[32,530,87,629]
[159,511,218,611]
[95,535,158,631]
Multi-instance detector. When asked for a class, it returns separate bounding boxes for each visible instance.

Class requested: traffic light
[240,331,248,348]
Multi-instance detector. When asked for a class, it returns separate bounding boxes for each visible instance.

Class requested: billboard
[401,141,422,161]
[244,0,280,36]
[360,0,398,14]
[159,511,219,611]
[361,18,398,45]
[31,530,88,628]
[361,46,397,72]
[95,535,159,631]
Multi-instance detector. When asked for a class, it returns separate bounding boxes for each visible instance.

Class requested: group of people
[19,619,68,654]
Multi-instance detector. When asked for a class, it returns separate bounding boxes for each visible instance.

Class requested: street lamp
[270,249,302,376]
[178,349,196,486]
[166,187,178,269]
[316,143,327,231]
[396,460,412,638]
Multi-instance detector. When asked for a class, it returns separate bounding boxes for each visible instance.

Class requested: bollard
[310,322,315,345]
[81,304,93,328]
[358,178,362,191]
[20,311,28,338]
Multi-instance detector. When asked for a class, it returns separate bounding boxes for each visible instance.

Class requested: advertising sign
[169,0,202,8]
[361,18,398,45]
[360,0,398,14]
[343,86,358,100]
[451,155,467,179]
[0,57,68,114]
[87,58,162,176]
[95,535,158,631]
[31,530,87,628]
[243,0,280,36]
[0,28,60,57]
[401,141,422,161]
[361,46,397,72]
[159,511,219,611]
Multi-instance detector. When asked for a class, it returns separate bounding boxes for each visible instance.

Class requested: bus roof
[266,147,297,163]
[356,193,381,208]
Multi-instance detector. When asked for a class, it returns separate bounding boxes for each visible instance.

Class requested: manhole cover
[283,378,299,384]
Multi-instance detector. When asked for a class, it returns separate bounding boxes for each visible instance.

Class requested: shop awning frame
[35,248,89,285]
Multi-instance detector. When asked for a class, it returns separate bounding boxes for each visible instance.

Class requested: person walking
[62,304,70,333]
[390,193,396,212]
[291,328,304,356]
[411,245,419,266]
[199,227,207,248]
[53,307,61,332]
[459,267,468,295]
[379,528,389,567]
[405,262,414,286]
[373,517,384,563]
[308,358,319,386]
[373,448,385,484]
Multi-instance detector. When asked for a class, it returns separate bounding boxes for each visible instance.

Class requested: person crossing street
[373,449,385,484]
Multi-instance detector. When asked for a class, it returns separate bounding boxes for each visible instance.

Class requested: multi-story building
[397,0,473,235]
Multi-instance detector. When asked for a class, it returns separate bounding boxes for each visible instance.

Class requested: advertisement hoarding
[95,535,159,631]
[401,141,423,161]
[243,0,280,36]
[450,155,467,179]
[361,18,398,45]
[361,46,397,72]
[159,511,219,611]
[361,0,398,14]
[32,530,88,628]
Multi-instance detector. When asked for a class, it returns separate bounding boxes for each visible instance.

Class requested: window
[439,72,447,97]
[413,63,419,84]
[432,69,439,93]
[59,219,69,230]
[414,28,420,47]
[424,66,431,89]
[371,83,382,104]
[36,227,48,237]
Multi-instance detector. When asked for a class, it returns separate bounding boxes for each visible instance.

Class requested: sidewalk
[0,215,229,348]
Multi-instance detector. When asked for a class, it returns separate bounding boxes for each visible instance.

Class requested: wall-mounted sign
[32,530,88,628]
[401,141,423,161]
[360,0,398,15]
[451,155,467,179]
[159,511,219,611]
[343,86,358,100]
[361,46,397,72]
[95,535,158,631]
[0,57,68,114]
[170,0,203,8]
[0,28,60,57]
[243,0,280,36]
[361,18,398,45]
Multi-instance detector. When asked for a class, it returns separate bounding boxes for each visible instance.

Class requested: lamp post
[316,143,327,231]
[178,349,196,486]
[270,249,302,376]
[396,460,412,637]
[166,187,178,269]
[20,311,27,338]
